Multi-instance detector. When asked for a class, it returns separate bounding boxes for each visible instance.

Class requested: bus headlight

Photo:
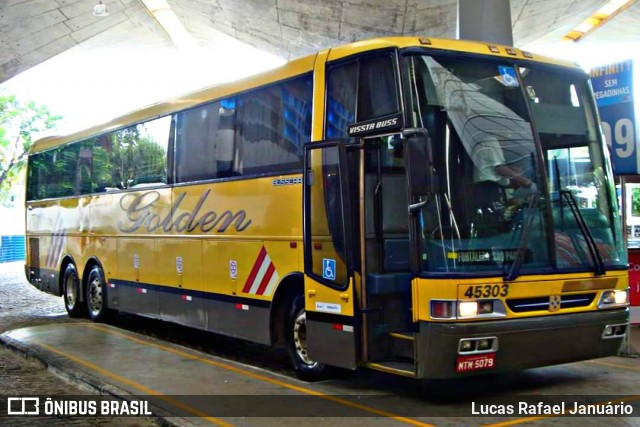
[614,290,628,304]
[458,301,478,317]
[598,289,628,308]
[458,301,495,317]
[430,300,506,320]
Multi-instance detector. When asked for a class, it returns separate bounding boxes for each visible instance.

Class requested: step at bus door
[303,140,359,369]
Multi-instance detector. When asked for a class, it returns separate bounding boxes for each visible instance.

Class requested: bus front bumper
[415,308,629,379]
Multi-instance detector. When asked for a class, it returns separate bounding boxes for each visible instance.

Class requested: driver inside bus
[472,135,536,234]
[423,57,538,233]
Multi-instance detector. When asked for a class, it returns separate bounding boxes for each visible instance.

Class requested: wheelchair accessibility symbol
[323,258,336,280]
[499,66,519,87]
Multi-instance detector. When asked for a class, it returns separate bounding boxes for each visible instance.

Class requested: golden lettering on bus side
[199,211,218,232]
[173,211,191,232]
[118,190,252,234]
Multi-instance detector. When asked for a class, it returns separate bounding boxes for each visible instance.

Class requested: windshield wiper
[505,192,539,282]
[560,190,606,276]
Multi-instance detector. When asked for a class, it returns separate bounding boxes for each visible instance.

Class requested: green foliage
[632,188,640,217]
[27,125,168,201]
[0,92,61,205]
[91,130,167,190]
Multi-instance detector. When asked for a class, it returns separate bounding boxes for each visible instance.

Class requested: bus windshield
[408,55,627,275]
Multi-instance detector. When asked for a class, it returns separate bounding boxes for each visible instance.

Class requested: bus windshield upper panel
[521,65,627,271]
[406,54,626,275]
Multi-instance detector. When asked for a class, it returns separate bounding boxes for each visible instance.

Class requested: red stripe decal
[255,263,275,296]
[242,247,267,293]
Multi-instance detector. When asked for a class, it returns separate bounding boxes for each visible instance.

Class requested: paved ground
[0,262,74,333]
[0,261,157,426]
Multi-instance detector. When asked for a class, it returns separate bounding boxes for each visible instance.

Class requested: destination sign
[447,249,531,265]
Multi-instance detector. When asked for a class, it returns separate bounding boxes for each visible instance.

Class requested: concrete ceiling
[1,0,639,85]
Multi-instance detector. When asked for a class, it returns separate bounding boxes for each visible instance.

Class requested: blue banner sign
[590,60,637,175]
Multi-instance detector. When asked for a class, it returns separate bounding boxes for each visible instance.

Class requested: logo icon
[499,66,519,87]
[549,295,561,312]
[322,258,336,280]
[7,397,40,415]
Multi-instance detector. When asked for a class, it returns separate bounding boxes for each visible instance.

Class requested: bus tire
[63,263,86,318]
[287,294,327,381]
[86,265,112,322]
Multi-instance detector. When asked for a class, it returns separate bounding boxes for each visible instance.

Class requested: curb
[0,332,192,427]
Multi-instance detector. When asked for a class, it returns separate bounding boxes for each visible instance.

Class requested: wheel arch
[270,272,304,346]
[58,254,76,297]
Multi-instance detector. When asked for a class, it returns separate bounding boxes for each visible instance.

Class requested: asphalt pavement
[0,261,158,427]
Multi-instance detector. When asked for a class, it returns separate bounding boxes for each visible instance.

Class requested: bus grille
[506,293,596,313]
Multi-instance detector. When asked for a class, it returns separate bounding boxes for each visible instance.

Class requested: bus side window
[235,75,312,176]
[103,123,169,189]
[92,134,121,191]
[358,55,399,120]
[133,116,171,186]
[50,145,78,198]
[325,54,399,140]
[175,100,227,183]
[26,151,52,200]
[326,62,357,139]
[215,98,237,177]
[75,141,93,195]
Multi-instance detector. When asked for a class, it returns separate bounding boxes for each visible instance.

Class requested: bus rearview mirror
[404,130,434,197]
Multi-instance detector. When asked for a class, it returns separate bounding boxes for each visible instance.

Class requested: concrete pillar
[457,0,513,46]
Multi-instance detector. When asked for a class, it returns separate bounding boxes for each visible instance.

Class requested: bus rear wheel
[63,263,86,318]
[86,265,112,322]
[287,294,327,381]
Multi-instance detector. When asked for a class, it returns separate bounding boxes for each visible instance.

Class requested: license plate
[456,353,496,373]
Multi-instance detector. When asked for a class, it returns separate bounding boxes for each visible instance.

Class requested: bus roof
[30,36,580,154]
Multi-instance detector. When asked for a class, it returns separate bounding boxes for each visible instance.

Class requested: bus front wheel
[287,294,327,381]
[86,265,112,322]
[63,263,86,318]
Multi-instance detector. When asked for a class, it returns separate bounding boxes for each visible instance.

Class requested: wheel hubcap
[65,276,76,309]
[88,276,103,316]
[293,310,317,367]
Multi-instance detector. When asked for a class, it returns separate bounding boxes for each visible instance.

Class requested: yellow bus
[25,37,629,380]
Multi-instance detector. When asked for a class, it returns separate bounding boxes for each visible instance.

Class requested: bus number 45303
[464,284,509,299]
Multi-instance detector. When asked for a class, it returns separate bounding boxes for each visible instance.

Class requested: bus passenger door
[303,140,358,369]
